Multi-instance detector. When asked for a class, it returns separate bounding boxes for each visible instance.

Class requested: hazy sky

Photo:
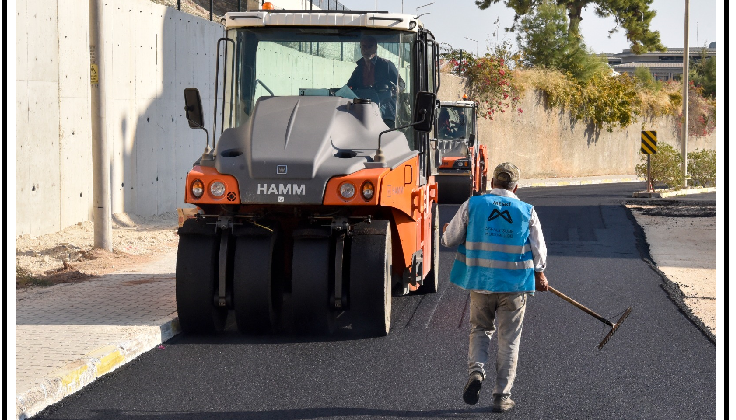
[335,0,720,55]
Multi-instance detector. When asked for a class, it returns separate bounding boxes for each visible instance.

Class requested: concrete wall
[438,73,716,179]
[16,0,223,236]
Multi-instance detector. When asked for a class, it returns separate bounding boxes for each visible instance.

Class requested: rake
[548,286,632,350]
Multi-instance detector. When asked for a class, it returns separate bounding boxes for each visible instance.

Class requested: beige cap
[493,162,520,183]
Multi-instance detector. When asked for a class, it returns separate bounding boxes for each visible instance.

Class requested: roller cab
[433,100,488,203]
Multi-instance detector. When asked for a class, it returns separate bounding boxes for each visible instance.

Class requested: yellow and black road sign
[641,131,657,154]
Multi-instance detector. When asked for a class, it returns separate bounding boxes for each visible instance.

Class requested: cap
[493,162,520,183]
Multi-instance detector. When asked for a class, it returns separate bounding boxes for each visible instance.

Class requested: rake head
[597,307,633,350]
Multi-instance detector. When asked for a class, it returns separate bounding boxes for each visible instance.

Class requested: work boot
[462,371,484,405]
[491,395,515,413]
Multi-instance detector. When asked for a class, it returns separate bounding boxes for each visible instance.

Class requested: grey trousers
[467,291,527,398]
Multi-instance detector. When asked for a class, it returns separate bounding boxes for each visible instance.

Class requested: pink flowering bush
[444,50,522,120]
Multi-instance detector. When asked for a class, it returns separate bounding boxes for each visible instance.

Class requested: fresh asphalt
[34,182,715,419]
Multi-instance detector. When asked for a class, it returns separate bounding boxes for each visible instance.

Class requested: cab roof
[224,10,423,32]
[440,101,476,108]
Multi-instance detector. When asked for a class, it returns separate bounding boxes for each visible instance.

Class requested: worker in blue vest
[441,162,549,413]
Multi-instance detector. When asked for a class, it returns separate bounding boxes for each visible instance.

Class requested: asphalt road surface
[35,183,715,420]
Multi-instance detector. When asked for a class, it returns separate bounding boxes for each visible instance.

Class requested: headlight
[191,179,204,198]
[210,181,226,197]
[339,182,356,199]
[454,159,470,168]
[361,181,375,200]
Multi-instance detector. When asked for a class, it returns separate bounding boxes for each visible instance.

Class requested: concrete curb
[631,187,716,198]
[16,315,181,420]
[518,176,642,188]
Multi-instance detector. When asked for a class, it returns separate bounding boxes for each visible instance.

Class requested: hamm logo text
[257,184,306,195]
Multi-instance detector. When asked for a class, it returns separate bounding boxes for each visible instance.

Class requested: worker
[441,162,549,413]
[455,111,467,139]
[347,35,405,128]
[437,108,455,139]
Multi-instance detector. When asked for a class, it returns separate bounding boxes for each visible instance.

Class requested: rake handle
[547,286,613,327]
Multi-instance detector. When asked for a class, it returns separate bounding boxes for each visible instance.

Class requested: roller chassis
[176,9,442,336]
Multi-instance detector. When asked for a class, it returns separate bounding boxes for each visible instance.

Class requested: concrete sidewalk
[15,250,180,420]
[13,174,712,419]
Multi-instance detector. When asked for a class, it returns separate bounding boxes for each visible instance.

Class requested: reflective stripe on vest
[455,253,534,270]
[450,194,535,293]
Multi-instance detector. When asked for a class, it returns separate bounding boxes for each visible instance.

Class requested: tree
[690,48,716,98]
[475,0,665,54]
[516,1,607,81]
[633,66,657,90]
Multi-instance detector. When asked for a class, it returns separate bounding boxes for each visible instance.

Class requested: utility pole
[89,0,112,251]
[682,0,689,187]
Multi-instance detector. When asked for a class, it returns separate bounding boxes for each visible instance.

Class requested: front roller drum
[350,220,392,336]
[233,229,282,335]
[291,229,335,334]
[437,174,473,204]
[176,232,228,334]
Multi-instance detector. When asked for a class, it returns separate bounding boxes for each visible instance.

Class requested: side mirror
[412,91,436,132]
[184,88,205,129]
[468,133,476,147]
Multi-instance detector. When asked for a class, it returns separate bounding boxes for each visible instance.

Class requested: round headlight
[210,181,226,197]
[339,182,356,199]
[361,181,375,200]
[191,179,204,198]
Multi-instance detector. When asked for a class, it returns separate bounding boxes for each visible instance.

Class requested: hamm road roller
[434,100,488,203]
[177,8,442,336]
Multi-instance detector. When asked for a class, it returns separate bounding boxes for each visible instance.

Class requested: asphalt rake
[548,286,633,350]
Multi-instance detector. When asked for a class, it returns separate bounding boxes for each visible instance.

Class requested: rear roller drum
[233,231,281,334]
[291,231,335,334]
[176,233,228,334]
[438,175,473,204]
[350,220,392,336]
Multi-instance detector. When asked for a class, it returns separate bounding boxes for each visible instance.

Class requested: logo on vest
[488,209,513,224]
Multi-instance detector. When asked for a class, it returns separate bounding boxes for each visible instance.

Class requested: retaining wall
[438,73,716,179]
[16,0,223,236]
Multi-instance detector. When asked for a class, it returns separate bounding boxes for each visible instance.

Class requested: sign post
[641,131,657,192]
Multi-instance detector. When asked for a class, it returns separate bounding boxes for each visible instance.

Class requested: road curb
[519,176,641,188]
[16,315,181,420]
[631,187,716,198]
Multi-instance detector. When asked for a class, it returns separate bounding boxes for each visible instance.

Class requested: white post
[89,0,112,251]
[681,0,689,188]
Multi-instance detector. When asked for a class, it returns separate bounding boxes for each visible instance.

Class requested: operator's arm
[441,199,469,247]
[347,61,362,90]
[529,207,549,291]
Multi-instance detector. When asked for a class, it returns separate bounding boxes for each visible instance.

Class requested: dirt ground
[15,213,179,289]
[625,200,717,339]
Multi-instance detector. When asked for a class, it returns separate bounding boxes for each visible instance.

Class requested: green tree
[633,66,657,90]
[516,1,606,82]
[475,0,665,53]
[690,48,716,98]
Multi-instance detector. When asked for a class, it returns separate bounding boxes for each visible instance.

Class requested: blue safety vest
[450,194,536,293]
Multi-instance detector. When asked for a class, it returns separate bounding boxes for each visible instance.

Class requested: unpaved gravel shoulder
[625,200,716,339]
[15,213,179,289]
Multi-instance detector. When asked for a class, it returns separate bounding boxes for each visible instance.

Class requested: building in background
[606,42,715,82]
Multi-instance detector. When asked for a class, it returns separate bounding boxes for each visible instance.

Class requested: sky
[335,0,720,55]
